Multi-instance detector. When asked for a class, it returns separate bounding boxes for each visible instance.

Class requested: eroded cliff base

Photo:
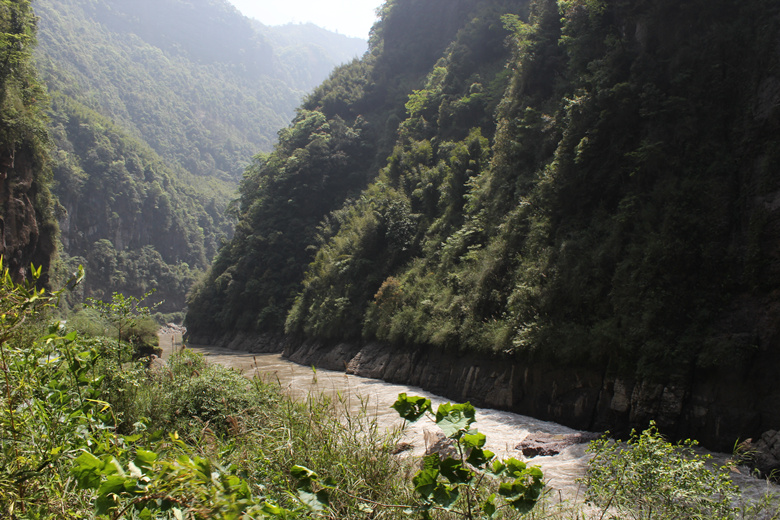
[187,331,780,453]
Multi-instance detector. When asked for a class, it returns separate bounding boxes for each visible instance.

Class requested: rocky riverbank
[187,331,780,454]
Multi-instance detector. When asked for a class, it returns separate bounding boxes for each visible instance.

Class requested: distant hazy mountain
[30,0,366,312]
[255,21,367,92]
[34,0,367,181]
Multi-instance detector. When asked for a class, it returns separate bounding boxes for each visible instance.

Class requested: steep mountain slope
[186,0,511,333]
[187,0,780,447]
[32,0,366,311]
[49,94,232,311]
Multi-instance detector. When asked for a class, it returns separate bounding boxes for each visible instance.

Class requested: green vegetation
[391,393,544,518]
[85,289,160,363]
[49,92,231,311]
[0,259,407,518]
[186,0,520,337]
[4,0,780,516]
[34,0,365,182]
[585,422,739,519]
[3,260,780,519]
[188,0,780,397]
[22,0,366,309]
[0,0,58,281]
[584,423,780,520]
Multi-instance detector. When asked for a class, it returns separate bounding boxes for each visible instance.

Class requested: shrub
[123,315,160,357]
[67,307,112,338]
[172,363,261,436]
[584,422,739,520]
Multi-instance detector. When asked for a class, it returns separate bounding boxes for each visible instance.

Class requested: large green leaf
[482,494,497,518]
[498,463,544,513]
[503,458,527,477]
[435,402,476,438]
[462,431,486,448]
[297,488,330,512]
[431,483,460,509]
[72,451,103,489]
[290,465,319,482]
[391,393,432,422]
[412,455,441,499]
[440,457,473,484]
[466,447,495,468]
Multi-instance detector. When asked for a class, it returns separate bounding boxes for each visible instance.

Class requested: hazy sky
[225,0,384,40]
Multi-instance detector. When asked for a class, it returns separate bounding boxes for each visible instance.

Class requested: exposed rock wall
[187,331,292,354]
[195,330,780,452]
[0,145,55,282]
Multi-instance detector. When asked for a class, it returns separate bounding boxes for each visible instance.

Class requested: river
[158,332,778,503]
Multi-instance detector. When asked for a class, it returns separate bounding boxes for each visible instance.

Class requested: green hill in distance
[32,0,366,313]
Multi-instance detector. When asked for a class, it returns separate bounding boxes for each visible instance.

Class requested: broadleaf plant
[395,395,544,518]
[288,394,544,519]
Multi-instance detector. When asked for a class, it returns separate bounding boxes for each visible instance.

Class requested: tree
[85,290,158,367]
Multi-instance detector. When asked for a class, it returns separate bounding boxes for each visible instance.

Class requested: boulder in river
[739,430,780,479]
[516,431,601,458]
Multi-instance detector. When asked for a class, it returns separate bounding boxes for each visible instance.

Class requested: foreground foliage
[585,423,739,519]
[583,423,780,520]
[393,394,544,518]
[0,260,408,518]
[0,259,88,516]
[2,263,780,518]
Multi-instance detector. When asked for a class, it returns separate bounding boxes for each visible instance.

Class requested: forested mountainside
[0,0,57,282]
[30,0,365,312]
[49,94,231,311]
[187,0,780,444]
[35,0,366,181]
[187,0,504,331]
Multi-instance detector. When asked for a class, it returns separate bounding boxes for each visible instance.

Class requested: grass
[3,321,777,518]
[105,349,413,518]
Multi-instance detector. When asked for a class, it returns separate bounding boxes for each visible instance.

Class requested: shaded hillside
[50,94,232,312]
[187,0,780,445]
[0,0,57,282]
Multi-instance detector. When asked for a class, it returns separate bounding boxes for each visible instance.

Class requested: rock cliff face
[190,329,780,452]
[0,145,56,282]
[0,0,58,284]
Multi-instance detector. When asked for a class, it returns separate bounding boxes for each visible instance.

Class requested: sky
[225,0,384,40]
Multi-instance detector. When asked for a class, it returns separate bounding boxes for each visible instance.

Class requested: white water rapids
[158,333,778,503]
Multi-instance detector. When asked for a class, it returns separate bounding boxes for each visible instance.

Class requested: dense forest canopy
[187,0,780,390]
[186,0,504,333]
